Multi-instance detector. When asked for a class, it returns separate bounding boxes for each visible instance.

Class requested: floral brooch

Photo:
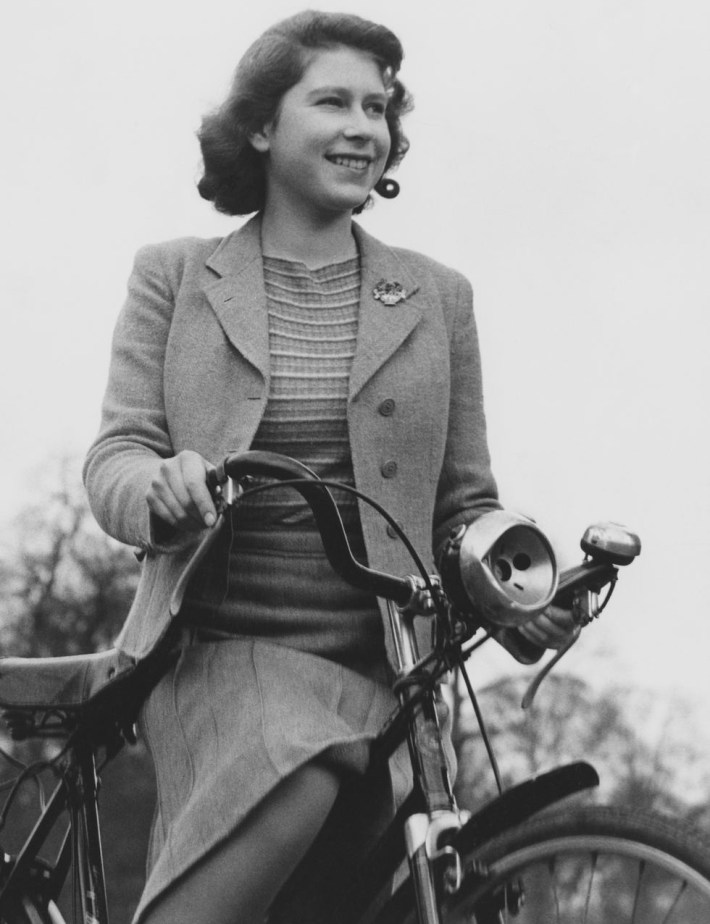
[373,279,408,306]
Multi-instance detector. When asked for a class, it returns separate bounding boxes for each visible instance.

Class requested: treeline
[452,672,710,834]
[0,458,147,920]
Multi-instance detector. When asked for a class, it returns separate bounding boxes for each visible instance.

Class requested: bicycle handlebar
[210,451,632,631]
[212,451,415,607]
[553,559,617,607]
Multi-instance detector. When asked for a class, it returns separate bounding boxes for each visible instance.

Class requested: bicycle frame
[0,734,108,923]
[0,451,638,924]
[0,658,601,924]
[386,594,461,924]
[301,594,599,924]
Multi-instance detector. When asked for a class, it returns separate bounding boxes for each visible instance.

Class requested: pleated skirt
[133,530,412,923]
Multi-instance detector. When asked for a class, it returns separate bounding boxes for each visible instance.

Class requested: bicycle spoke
[630,859,645,924]
[661,879,687,924]
[548,856,561,924]
[582,850,597,924]
[459,813,710,924]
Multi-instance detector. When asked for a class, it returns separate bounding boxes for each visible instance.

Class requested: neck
[259,203,356,268]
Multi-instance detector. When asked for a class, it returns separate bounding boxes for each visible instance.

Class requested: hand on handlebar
[147,450,218,533]
[517,605,579,650]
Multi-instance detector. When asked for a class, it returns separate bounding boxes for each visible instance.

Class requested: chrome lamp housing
[439,511,559,628]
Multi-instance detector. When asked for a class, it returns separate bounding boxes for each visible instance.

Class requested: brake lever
[520,588,593,709]
[520,627,581,710]
[168,477,246,618]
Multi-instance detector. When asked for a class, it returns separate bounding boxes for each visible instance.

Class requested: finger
[544,605,577,631]
[179,453,218,527]
[154,461,205,528]
[147,476,204,531]
[533,609,576,641]
[518,621,553,648]
[519,611,575,649]
[540,616,572,642]
[146,491,183,529]
[148,454,212,531]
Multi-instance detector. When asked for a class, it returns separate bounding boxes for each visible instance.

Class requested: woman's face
[250,46,392,219]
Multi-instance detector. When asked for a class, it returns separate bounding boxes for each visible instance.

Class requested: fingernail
[205,512,216,527]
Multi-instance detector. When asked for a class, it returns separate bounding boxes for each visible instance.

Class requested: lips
[325,154,373,171]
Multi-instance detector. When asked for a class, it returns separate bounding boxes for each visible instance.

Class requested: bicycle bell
[439,510,559,628]
[580,521,642,565]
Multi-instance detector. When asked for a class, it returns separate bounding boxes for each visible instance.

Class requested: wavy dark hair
[197,10,413,216]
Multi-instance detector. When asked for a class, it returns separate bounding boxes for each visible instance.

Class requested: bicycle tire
[436,805,710,923]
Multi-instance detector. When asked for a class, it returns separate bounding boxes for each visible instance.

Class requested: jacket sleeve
[432,275,548,665]
[83,244,191,555]
[432,273,501,558]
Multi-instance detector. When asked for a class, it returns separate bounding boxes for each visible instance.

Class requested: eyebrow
[305,85,388,101]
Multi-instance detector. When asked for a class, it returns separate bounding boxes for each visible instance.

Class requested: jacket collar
[204,215,268,379]
[203,214,423,399]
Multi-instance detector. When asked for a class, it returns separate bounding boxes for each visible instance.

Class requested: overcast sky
[1,1,709,724]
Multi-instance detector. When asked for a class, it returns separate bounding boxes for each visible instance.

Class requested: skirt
[133,529,413,923]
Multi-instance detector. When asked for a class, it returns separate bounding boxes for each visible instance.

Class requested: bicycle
[1,449,709,923]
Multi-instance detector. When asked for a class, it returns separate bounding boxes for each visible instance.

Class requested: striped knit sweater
[236,255,362,538]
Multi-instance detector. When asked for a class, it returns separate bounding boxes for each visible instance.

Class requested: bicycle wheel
[442,805,710,923]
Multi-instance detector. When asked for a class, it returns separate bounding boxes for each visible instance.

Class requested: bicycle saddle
[0,649,136,710]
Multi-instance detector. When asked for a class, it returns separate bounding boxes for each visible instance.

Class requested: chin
[324,187,373,213]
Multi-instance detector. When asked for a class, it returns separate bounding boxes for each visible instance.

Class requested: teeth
[330,156,370,169]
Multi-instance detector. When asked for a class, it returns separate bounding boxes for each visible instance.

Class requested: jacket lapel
[349,223,423,400]
[201,216,423,398]
[204,216,270,381]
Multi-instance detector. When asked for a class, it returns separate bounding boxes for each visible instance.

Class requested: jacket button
[378,398,396,416]
[381,460,398,478]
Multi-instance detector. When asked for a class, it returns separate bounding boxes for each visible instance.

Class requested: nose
[342,106,376,141]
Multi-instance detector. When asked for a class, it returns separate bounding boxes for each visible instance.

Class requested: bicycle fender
[453,761,599,856]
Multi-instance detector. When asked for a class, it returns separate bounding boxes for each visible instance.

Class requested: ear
[248,127,271,153]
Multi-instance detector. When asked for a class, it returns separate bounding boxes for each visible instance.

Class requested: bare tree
[0,457,152,923]
[0,456,138,657]
[452,669,710,833]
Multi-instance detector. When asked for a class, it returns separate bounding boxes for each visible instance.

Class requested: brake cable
[236,477,444,610]
[226,470,505,787]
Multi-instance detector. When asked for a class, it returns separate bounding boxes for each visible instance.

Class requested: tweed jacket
[83,215,500,668]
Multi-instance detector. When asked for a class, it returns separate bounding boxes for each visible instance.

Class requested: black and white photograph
[1,2,708,921]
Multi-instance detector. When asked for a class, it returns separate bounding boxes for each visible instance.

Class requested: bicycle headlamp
[438,511,559,628]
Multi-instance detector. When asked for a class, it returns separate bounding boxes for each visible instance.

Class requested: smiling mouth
[326,155,372,171]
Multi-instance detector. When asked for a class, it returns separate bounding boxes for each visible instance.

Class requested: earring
[375,177,400,199]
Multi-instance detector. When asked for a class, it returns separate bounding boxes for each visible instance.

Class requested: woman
[84,11,574,924]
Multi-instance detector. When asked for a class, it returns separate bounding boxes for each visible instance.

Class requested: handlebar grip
[552,560,618,608]
[494,560,617,665]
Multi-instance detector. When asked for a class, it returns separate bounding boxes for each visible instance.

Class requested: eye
[366,101,387,117]
[318,95,345,108]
